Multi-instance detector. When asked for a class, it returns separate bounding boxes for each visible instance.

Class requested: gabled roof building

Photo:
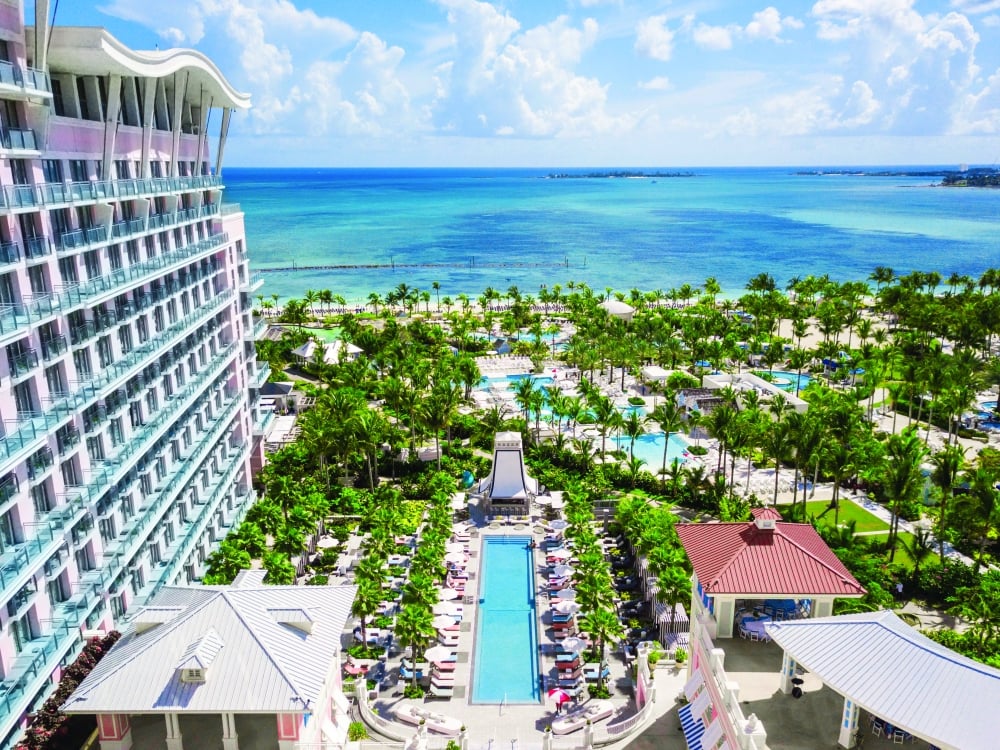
[62,579,358,750]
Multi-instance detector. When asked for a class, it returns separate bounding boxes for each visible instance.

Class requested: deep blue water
[472,536,539,704]
[222,166,1000,303]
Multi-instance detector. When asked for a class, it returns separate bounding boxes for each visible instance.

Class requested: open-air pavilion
[475,432,538,516]
[675,507,866,640]
[766,610,1000,749]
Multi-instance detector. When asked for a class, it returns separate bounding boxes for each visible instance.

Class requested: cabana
[476,432,538,516]
[675,508,865,639]
[767,610,1000,749]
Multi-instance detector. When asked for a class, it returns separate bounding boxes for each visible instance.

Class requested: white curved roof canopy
[766,610,1000,750]
[33,27,250,110]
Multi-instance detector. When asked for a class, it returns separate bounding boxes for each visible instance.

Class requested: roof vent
[755,518,776,531]
[134,606,184,634]
[176,628,224,682]
[269,607,315,634]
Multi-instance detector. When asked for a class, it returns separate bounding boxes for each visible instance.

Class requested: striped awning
[678,702,706,750]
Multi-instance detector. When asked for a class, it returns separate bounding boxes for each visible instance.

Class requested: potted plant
[674,647,688,665]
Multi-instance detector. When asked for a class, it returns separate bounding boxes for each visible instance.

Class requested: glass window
[42,159,63,183]
[69,160,88,182]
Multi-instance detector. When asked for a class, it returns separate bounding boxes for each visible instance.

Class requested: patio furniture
[550,700,615,734]
[428,683,454,699]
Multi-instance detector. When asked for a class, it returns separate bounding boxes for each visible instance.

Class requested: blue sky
[33,0,1000,167]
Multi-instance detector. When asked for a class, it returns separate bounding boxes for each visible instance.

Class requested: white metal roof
[63,583,356,715]
[766,610,1000,750]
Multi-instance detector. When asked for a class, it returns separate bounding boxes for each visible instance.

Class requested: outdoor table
[741,616,771,641]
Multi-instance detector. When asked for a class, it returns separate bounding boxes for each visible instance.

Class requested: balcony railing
[0,473,18,505]
[56,426,80,456]
[1,174,221,212]
[0,60,51,96]
[23,235,51,259]
[41,335,68,361]
[1,128,38,151]
[250,362,270,389]
[8,348,39,378]
[0,240,20,266]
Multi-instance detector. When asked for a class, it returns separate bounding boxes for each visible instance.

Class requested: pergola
[766,610,1000,749]
[675,508,865,639]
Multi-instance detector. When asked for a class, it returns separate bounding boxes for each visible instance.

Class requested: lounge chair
[550,700,615,734]
[432,660,457,672]
[428,683,454,699]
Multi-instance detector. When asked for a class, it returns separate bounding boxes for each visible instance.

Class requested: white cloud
[837,80,881,127]
[983,14,1000,25]
[431,2,627,138]
[635,15,675,61]
[950,0,1000,13]
[638,76,671,91]
[692,23,734,50]
[744,7,804,41]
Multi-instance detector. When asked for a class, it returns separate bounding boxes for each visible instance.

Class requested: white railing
[356,683,412,743]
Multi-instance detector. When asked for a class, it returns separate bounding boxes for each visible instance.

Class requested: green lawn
[801,500,890,533]
[308,326,343,342]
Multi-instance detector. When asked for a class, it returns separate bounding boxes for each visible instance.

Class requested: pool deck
[362,520,683,748]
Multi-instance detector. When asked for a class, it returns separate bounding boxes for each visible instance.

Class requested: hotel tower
[0,2,265,744]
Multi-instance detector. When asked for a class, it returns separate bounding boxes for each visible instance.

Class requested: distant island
[795,167,1000,187]
[546,170,695,179]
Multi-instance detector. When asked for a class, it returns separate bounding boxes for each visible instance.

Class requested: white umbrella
[450,495,466,510]
[552,564,574,578]
[452,522,471,533]
[433,601,463,615]
[446,542,467,553]
[553,600,581,615]
[550,519,570,530]
[555,587,577,600]
[432,614,457,629]
[535,496,551,506]
[549,498,565,509]
[561,636,587,654]
[317,536,339,549]
[548,548,572,560]
[437,586,460,601]
[444,551,467,564]
[424,645,455,662]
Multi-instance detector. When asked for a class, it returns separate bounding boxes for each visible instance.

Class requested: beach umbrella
[444,551,467,565]
[549,519,570,530]
[548,548,572,560]
[450,494,467,510]
[433,601,463,615]
[452,522,471,534]
[549,498,565,510]
[317,536,339,549]
[552,564,574,578]
[553,600,581,615]
[534,496,551,506]
[432,614,457,630]
[424,645,455,662]
[437,586,460,601]
[555,587,577,600]
[446,542,467,553]
[561,636,587,654]
[547,687,573,705]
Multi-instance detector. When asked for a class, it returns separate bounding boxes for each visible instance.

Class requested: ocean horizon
[223,165,1000,304]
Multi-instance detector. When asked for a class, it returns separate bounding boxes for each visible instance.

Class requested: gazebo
[675,508,865,639]
[767,610,1000,749]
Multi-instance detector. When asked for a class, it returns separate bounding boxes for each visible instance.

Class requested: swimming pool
[761,370,813,392]
[613,431,690,471]
[472,536,540,704]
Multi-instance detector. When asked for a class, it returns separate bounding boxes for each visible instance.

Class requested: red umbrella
[547,687,572,705]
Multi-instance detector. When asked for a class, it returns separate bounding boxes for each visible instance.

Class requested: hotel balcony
[0,60,52,100]
[0,128,39,154]
[0,289,234,477]
[242,271,264,292]
[250,362,270,390]
[0,174,221,213]
[253,408,275,437]
[0,231,229,346]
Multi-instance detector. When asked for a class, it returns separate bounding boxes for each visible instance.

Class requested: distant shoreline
[796,168,1000,187]
[545,170,695,179]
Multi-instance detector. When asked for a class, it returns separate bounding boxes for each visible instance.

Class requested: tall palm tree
[930,444,966,568]
[395,603,435,689]
[649,398,684,486]
[881,428,928,562]
[621,409,647,459]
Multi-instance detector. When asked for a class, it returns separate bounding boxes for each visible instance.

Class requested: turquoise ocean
[223,167,1000,303]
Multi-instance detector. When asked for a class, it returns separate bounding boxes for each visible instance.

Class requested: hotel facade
[0,2,266,745]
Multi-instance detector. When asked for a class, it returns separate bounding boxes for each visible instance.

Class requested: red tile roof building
[675,509,865,639]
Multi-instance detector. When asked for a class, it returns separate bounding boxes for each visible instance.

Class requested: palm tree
[881,428,928,562]
[578,607,625,673]
[621,409,647,459]
[930,444,966,567]
[649,398,684,485]
[962,466,1000,572]
[351,576,384,651]
[395,603,435,689]
[902,528,937,581]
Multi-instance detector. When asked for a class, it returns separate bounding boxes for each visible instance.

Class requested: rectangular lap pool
[472,536,540,704]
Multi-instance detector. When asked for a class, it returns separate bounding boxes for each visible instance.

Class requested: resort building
[476,432,537,516]
[0,3,265,745]
[676,508,866,640]
[61,572,358,750]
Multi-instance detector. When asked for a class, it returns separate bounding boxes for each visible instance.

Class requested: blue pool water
[614,431,690,471]
[763,370,813,392]
[472,537,540,704]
